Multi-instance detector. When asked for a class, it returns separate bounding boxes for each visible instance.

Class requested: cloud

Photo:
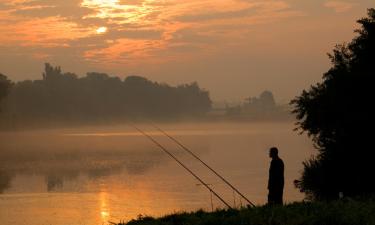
[175,6,258,22]
[174,1,294,23]
[324,1,356,13]
[118,0,145,6]
[0,0,304,69]
[0,2,9,10]
[9,0,98,23]
[12,5,95,20]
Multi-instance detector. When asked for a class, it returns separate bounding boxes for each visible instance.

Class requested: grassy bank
[120,198,375,225]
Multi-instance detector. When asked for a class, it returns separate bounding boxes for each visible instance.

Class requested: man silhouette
[268,147,284,205]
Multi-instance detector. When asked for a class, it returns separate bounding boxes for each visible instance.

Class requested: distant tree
[43,63,62,81]
[291,9,375,200]
[259,90,276,109]
[0,169,12,193]
[0,73,12,111]
[241,90,276,114]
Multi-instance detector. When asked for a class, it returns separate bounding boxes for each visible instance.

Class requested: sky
[0,0,373,102]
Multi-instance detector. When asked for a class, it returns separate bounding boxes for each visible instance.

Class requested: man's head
[269,147,279,159]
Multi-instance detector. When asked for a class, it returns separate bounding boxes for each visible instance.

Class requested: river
[0,122,313,225]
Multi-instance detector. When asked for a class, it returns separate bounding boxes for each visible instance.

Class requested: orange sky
[0,0,373,101]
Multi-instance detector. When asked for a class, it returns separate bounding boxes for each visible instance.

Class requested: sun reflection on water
[99,190,111,223]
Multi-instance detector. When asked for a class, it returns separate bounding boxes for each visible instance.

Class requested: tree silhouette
[0,73,12,111]
[291,9,375,200]
[3,63,212,125]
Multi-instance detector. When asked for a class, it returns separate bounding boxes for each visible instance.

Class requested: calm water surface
[0,122,313,225]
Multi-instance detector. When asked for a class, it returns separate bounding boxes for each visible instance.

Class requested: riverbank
[120,198,375,225]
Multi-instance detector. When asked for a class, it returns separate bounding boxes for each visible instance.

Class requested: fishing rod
[129,123,232,209]
[151,123,256,208]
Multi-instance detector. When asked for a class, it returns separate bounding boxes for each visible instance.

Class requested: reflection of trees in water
[0,150,166,193]
[0,169,12,193]
[0,130,210,193]
[124,158,157,175]
[87,161,125,179]
[46,174,64,192]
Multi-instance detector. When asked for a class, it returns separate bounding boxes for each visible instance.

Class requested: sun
[96,26,108,34]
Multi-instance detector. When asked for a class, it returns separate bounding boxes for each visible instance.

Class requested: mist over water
[0,122,312,225]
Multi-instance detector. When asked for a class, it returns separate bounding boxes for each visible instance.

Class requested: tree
[0,73,12,111]
[291,8,375,200]
[259,90,276,108]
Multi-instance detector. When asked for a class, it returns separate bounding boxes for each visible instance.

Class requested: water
[0,122,313,225]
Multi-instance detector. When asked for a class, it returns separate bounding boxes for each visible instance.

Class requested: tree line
[0,64,212,128]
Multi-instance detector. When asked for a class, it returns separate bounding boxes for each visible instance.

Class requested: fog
[0,63,293,131]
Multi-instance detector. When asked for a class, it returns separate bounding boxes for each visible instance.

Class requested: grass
[119,198,375,225]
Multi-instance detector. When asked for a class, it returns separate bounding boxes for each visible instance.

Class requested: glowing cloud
[0,0,307,66]
[324,1,356,13]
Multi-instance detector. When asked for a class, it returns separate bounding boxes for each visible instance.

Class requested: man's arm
[268,160,275,190]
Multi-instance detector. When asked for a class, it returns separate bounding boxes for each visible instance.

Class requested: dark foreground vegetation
[292,8,375,200]
[120,198,375,225]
